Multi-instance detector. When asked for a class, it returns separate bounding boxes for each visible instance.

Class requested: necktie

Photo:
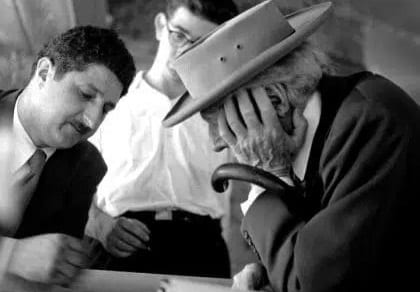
[1,150,47,235]
[22,149,47,188]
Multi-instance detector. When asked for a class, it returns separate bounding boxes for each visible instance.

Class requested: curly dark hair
[31,25,136,97]
[166,0,238,24]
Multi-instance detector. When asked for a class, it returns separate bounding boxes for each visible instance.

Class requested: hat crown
[163,0,332,127]
[174,0,294,102]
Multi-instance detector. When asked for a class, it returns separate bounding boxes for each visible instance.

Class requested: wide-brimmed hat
[163,0,332,127]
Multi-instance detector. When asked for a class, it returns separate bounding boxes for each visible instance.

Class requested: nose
[213,137,229,152]
[83,101,104,132]
[209,126,229,152]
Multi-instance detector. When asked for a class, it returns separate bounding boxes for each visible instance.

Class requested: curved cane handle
[211,163,294,193]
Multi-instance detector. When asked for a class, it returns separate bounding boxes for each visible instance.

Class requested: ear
[155,12,167,41]
[35,57,55,88]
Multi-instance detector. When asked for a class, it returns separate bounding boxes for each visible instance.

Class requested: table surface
[72,269,232,292]
[1,269,232,292]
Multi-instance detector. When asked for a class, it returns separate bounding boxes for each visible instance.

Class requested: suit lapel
[302,72,372,217]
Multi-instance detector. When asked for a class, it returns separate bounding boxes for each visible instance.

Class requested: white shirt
[12,97,55,172]
[0,96,56,228]
[90,72,233,218]
[241,91,322,214]
[0,95,55,278]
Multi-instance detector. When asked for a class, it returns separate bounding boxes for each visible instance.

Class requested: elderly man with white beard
[162,1,420,291]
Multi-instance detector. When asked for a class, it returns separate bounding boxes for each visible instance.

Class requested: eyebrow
[169,22,194,39]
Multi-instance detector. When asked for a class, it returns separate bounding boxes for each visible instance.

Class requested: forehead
[169,6,217,38]
[200,99,224,122]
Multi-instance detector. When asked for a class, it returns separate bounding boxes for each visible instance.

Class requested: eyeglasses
[166,22,196,49]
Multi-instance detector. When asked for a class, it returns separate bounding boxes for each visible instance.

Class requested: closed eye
[80,90,94,100]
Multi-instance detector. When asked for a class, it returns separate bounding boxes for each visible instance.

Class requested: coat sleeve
[60,142,107,238]
[241,83,412,292]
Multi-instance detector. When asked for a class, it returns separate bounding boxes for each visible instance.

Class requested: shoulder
[316,73,420,180]
[63,140,107,177]
[354,75,420,131]
[329,73,418,136]
[352,74,415,114]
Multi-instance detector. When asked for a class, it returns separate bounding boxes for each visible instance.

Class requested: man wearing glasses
[85,0,238,278]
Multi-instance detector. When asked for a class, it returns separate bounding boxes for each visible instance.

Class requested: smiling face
[29,58,122,148]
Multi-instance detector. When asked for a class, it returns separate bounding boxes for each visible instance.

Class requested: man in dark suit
[162,1,420,291]
[0,25,135,288]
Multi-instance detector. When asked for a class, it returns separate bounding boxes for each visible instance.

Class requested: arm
[242,89,411,291]
[1,234,89,287]
[85,199,151,258]
[59,143,107,238]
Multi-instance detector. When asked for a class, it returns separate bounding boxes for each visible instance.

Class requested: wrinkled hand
[232,263,273,291]
[8,233,89,286]
[218,87,307,179]
[102,217,151,258]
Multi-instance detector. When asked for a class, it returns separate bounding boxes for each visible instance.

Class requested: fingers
[158,278,170,292]
[51,235,87,286]
[106,218,151,257]
[232,272,254,291]
[63,248,87,269]
[217,85,307,176]
[65,236,86,254]
[223,94,247,139]
[120,218,151,243]
[50,263,80,287]
[107,236,137,258]
[217,107,236,148]
[250,87,280,129]
[7,233,89,286]
[232,263,269,291]
[236,89,261,132]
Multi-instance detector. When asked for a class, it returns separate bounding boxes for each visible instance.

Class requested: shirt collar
[292,90,321,180]
[12,96,55,171]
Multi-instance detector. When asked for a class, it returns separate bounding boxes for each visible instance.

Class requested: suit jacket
[242,72,420,292]
[0,89,107,239]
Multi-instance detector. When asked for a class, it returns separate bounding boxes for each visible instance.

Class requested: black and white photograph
[1,0,419,291]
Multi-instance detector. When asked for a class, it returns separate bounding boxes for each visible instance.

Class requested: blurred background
[1,0,419,275]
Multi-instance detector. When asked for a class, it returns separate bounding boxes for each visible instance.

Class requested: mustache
[70,120,92,136]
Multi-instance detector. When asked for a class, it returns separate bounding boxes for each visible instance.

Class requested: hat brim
[163,2,332,127]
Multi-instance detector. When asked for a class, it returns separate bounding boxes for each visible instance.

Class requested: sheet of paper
[159,278,255,292]
[71,269,233,292]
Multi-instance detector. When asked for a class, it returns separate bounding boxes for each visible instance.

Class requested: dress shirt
[0,96,55,279]
[241,91,321,214]
[90,72,233,218]
[12,97,55,172]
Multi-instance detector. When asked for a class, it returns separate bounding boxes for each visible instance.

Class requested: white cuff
[240,184,265,215]
[240,176,294,216]
[0,237,17,281]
